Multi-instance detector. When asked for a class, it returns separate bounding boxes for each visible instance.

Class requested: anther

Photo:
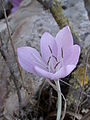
[48,45,52,54]
[52,55,58,62]
[54,62,60,69]
[61,48,63,58]
[47,56,51,65]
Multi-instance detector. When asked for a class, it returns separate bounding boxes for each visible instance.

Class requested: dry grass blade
[0,0,23,116]
[74,49,89,120]
[61,92,66,120]
[66,111,82,120]
[0,0,23,83]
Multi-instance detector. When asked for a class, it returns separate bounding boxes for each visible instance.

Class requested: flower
[17,26,80,80]
[10,0,22,13]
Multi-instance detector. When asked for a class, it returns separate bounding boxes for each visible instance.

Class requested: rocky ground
[84,0,90,19]
[0,0,90,120]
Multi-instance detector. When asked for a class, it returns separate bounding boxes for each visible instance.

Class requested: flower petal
[17,47,46,74]
[35,66,54,79]
[12,0,22,6]
[11,7,18,13]
[55,26,73,60]
[10,0,22,13]
[53,65,76,79]
[63,45,80,66]
[40,32,57,64]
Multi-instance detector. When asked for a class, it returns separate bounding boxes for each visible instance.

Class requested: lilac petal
[63,45,80,66]
[35,66,54,79]
[12,0,22,6]
[11,7,18,13]
[40,32,57,64]
[17,47,46,74]
[55,26,73,60]
[10,0,22,13]
[53,65,76,79]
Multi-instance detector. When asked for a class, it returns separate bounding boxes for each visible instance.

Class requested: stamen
[47,56,51,65]
[52,55,58,62]
[54,62,60,69]
[48,45,58,62]
[48,45,52,54]
[61,48,63,58]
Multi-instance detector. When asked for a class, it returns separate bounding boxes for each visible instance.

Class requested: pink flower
[10,0,22,13]
[17,26,80,80]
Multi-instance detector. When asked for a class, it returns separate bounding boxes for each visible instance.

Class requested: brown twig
[1,0,23,83]
[1,0,23,115]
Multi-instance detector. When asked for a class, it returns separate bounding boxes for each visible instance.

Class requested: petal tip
[42,32,52,37]
[64,25,71,32]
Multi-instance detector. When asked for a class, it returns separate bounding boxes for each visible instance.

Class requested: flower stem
[55,80,62,120]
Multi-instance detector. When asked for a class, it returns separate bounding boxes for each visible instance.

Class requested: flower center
[47,45,63,73]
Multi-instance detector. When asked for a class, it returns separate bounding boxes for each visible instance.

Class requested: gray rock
[84,34,90,48]
[61,0,90,111]
[20,0,32,7]
[61,0,90,48]
[84,0,90,19]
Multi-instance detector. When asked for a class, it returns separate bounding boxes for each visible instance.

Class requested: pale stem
[55,80,62,120]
